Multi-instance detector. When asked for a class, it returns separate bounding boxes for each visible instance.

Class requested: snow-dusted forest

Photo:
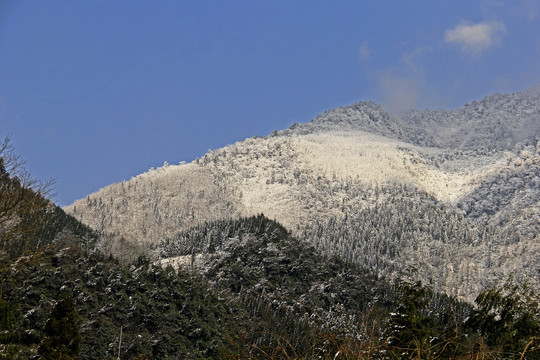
[66,89,540,303]
[1,88,539,359]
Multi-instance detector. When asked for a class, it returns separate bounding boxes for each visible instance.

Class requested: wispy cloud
[517,0,540,20]
[445,21,506,55]
[377,72,421,114]
[481,0,540,21]
[374,45,431,113]
[357,41,370,61]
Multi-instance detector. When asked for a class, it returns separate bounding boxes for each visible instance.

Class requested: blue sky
[1,0,539,206]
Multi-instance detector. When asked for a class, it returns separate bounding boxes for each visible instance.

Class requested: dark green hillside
[0,249,246,359]
[159,215,393,319]
[159,215,393,338]
[0,140,248,358]
[157,215,479,359]
[2,140,538,359]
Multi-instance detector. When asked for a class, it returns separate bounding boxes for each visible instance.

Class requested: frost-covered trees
[65,89,540,302]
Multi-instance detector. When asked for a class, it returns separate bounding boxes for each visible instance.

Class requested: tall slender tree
[39,292,81,360]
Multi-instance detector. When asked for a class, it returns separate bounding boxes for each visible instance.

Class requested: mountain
[2,87,540,358]
[0,204,477,359]
[65,89,540,302]
[0,154,478,358]
[153,214,475,359]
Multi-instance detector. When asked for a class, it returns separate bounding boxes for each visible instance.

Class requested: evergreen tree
[39,291,81,360]
[388,280,433,358]
[466,278,540,358]
[0,292,18,344]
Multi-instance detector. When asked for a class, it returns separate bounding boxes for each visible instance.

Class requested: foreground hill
[2,138,539,359]
[8,208,535,359]
[65,89,540,301]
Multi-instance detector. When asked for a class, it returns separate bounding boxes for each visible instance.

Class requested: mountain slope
[65,89,540,301]
[154,215,475,358]
[286,90,539,149]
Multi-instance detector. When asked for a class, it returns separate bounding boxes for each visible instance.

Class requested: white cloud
[481,0,540,21]
[445,21,506,55]
[357,41,370,60]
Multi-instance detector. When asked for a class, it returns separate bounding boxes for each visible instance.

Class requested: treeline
[0,140,246,358]
[1,139,538,359]
[298,180,539,302]
[157,215,539,359]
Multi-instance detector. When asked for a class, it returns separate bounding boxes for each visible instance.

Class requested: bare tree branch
[0,136,55,259]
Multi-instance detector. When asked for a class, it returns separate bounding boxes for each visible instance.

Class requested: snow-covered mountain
[65,89,540,302]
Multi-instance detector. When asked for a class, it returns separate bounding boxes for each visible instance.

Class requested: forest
[66,90,540,305]
[0,137,539,359]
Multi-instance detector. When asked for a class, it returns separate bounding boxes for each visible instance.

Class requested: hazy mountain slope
[303,184,540,301]
[65,89,540,301]
[285,90,539,150]
[399,91,540,149]
[456,137,539,234]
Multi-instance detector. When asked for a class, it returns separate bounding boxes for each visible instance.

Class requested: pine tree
[466,278,540,358]
[39,291,81,360]
[0,292,18,344]
[388,280,433,358]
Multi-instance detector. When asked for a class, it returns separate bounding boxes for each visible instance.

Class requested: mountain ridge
[65,88,540,302]
[283,90,539,150]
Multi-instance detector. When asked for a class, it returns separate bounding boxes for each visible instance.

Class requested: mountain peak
[283,89,539,150]
[283,100,399,137]
[65,88,539,302]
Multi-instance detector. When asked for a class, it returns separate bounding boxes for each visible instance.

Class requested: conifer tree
[388,280,433,358]
[0,293,18,344]
[39,291,81,360]
[466,279,540,358]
